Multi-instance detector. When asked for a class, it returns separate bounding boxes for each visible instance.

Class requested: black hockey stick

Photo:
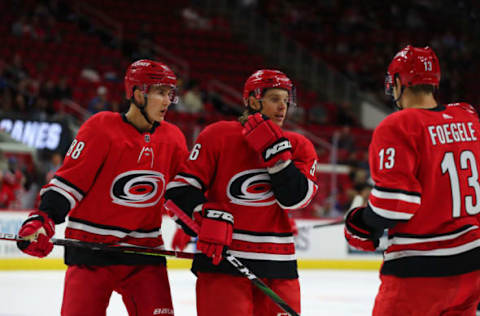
[164,200,300,316]
[0,232,195,259]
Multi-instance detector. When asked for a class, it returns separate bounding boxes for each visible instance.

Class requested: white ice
[0,269,380,315]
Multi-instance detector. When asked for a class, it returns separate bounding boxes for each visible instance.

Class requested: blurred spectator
[0,172,15,209]
[54,77,72,99]
[181,80,204,113]
[2,157,25,209]
[45,151,63,183]
[308,103,328,125]
[31,15,47,41]
[80,66,101,82]
[336,101,358,126]
[132,39,154,61]
[88,85,110,114]
[181,6,211,30]
[31,96,52,120]
[44,15,61,42]
[11,15,31,37]
[332,125,355,163]
[288,104,305,124]
[6,54,29,83]
[14,93,28,113]
[40,79,57,102]
[0,89,14,113]
[138,23,154,43]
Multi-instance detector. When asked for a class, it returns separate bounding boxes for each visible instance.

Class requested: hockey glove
[171,227,193,251]
[17,211,55,258]
[196,203,234,265]
[344,207,379,252]
[242,113,292,168]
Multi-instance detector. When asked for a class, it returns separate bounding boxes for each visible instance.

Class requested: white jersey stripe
[165,181,189,190]
[228,250,296,261]
[369,201,413,220]
[371,188,421,204]
[278,178,317,210]
[233,233,294,244]
[40,186,77,210]
[50,178,84,201]
[67,221,161,239]
[171,175,202,190]
[384,238,480,261]
[388,226,479,246]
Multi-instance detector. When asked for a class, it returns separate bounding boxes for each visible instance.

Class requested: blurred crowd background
[0,0,478,218]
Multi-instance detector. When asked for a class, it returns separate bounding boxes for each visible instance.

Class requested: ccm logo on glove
[264,139,292,161]
[204,209,234,224]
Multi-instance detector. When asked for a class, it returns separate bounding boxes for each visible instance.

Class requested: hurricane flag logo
[111,170,165,207]
[227,169,276,206]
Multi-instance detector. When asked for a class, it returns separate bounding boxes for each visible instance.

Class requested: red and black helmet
[124,59,178,103]
[243,69,295,107]
[385,45,440,96]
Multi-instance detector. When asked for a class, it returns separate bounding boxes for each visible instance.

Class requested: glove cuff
[262,137,292,162]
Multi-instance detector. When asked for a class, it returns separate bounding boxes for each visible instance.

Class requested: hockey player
[165,69,318,315]
[16,59,188,315]
[344,45,480,315]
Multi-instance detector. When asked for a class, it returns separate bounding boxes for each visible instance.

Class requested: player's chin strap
[133,93,154,125]
[393,86,405,110]
[164,200,300,316]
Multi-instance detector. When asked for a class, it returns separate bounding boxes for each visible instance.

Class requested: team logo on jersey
[110,170,165,207]
[227,169,276,207]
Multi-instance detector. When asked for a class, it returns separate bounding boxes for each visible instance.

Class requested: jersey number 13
[441,151,480,218]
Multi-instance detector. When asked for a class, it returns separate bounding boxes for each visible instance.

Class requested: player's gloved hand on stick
[171,227,192,251]
[344,207,379,252]
[195,202,234,265]
[242,113,292,168]
[16,211,55,258]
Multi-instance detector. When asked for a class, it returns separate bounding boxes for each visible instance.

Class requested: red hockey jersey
[368,103,480,276]
[167,120,318,278]
[41,112,188,264]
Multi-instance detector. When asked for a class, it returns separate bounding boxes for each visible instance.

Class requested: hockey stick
[0,232,195,259]
[164,200,300,316]
[298,218,345,230]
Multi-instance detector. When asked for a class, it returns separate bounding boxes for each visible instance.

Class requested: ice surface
[0,269,379,315]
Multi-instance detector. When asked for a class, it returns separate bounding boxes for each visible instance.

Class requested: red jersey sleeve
[291,134,319,183]
[368,116,422,221]
[170,124,219,191]
[42,114,110,209]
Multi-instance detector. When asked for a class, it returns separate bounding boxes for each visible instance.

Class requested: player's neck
[400,91,437,110]
[125,106,153,132]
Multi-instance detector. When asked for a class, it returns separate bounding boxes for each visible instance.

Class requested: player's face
[146,85,174,122]
[260,88,289,126]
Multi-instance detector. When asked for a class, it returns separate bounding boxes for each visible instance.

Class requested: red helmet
[124,59,178,103]
[385,45,440,95]
[243,69,295,106]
